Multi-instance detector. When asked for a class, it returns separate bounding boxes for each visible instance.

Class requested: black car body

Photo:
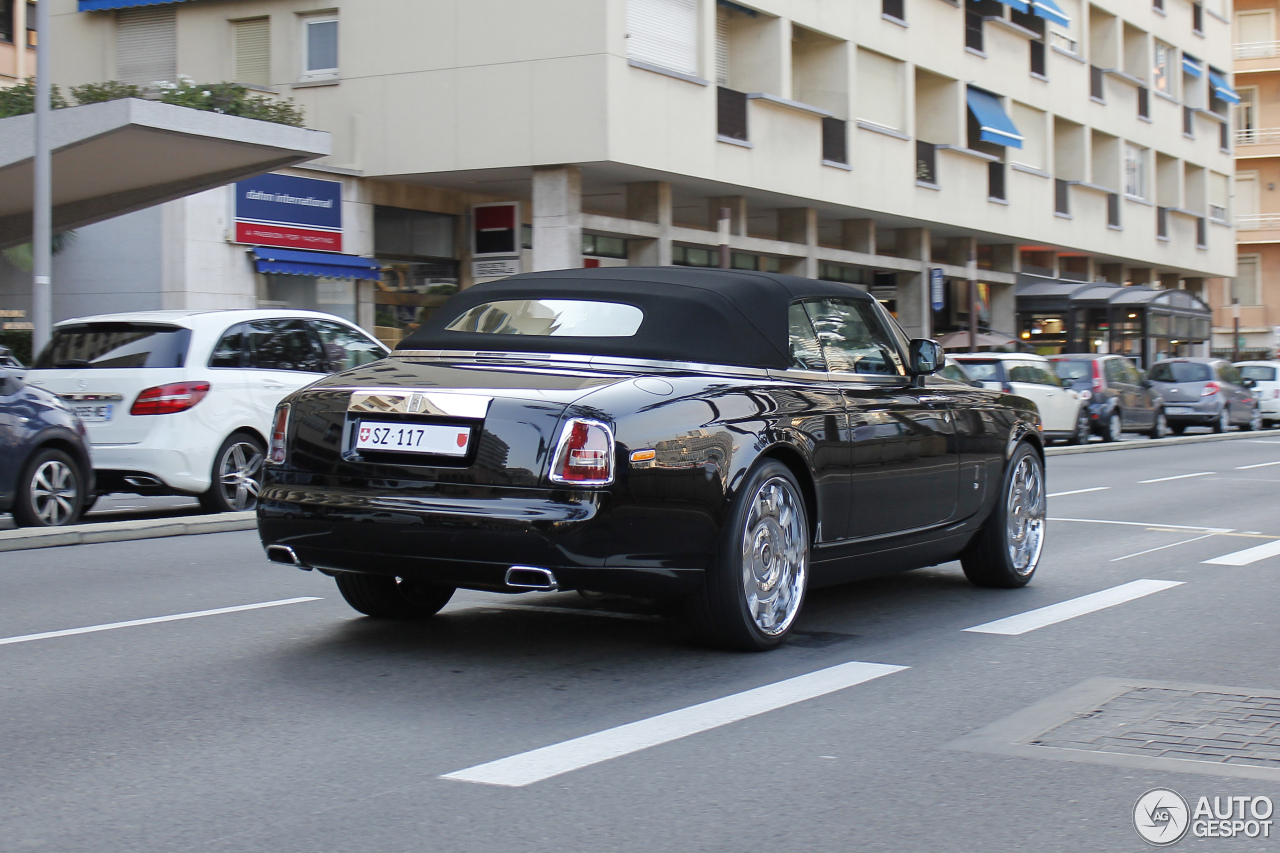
[0,361,94,526]
[1149,357,1260,433]
[1049,353,1166,441]
[259,269,1047,649]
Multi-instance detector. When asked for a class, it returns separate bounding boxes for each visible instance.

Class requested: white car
[1236,360,1280,428]
[26,309,389,512]
[951,352,1089,444]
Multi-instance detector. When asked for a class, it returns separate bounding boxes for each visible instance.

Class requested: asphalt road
[3,438,1280,852]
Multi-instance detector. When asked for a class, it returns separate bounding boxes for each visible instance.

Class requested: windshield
[1239,365,1277,382]
[1149,361,1212,383]
[1051,359,1092,381]
[34,323,191,369]
[444,299,644,337]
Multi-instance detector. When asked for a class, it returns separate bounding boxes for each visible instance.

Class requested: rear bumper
[1163,400,1221,423]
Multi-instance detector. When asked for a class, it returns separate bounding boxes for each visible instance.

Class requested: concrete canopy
[0,97,330,249]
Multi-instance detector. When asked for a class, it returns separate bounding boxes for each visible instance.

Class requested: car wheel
[12,448,84,528]
[334,572,456,619]
[1147,410,1169,439]
[1244,408,1262,432]
[686,459,810,651]
[1067,409,1090,445]
[960,443,1045,589]
[1213,408,1230,434]
[1104,412,1123,443]
[199,433,265,513]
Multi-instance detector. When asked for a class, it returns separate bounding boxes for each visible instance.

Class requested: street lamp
[31,0,52,352]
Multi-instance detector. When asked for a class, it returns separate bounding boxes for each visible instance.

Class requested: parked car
[0,344,23,369]
[1149,357,1261,434]
[0,359,94,527]
[939,357,982,387]
[25,310,389,513]
[259,268,1046,651]
[951,352,1089,444]
[1049,353,1167,441]
[1236,361,1280,428]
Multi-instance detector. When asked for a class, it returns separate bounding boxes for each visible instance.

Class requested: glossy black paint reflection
[0,368,93,511]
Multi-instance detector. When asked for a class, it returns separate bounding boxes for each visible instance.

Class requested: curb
[1045,428,1280,457]
[0,511,256,554]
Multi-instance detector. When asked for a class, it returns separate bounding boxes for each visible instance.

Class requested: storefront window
[373,206,460,347]
[263,275,357,323]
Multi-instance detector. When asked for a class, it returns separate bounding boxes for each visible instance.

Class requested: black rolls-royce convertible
[258,268,1046,650]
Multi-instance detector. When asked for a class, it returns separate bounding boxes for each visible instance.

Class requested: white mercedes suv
[26,310,389,512]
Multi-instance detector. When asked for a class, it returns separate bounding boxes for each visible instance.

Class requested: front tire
[199,433,265,513]
[1244,408,1262,432]
[12,448,84,527]
[686,460,810,651]
[960,443,1045,589]
[1213,408,1230,434]
[1147,410,1169,439]
[334,573,456,619]
[1067,409,1090,445]
[1104,411,1123,442]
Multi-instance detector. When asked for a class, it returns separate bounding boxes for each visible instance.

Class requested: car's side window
[1104,358,1127,385]
[1220,364,1243,385]
[209,323,250,368]
[787,302,826,371]
[1009,361,1060,387]
[247,320,328,373]
[311,320,387,373]
[801,298,904,376]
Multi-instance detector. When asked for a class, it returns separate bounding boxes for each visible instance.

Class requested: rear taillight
[1201,382,1221,397]
[269,404,290,465]
[130,382,210,416]
[1091,361,1104,395]
[550,418,615,486]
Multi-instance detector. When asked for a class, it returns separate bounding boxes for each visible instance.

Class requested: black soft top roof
[396,267,874,369]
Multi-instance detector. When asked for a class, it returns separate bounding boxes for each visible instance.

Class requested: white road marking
[1203,539,1280,566]
[1110,534,1216,562]
[1138,472,1216,484]
[963,580,1185,636]
[1051,517,1235,533]
[1245,440,1280,444]
[442,660,907,787]
[0,598,322,647]
[1047,487,1111,498]
[478,605,660,622]
[1236,460,1280,470]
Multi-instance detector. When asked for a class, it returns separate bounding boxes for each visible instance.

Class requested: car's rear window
[34,323,191,369]
[955,360,1001,382]
[444,299,643,338]
[1240,365,1277,382]
[1051,359,1092,381]
[1149,362,1212,383]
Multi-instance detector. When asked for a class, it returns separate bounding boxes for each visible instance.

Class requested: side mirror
[1244,378,1257,388]
[908,339,944,375]
[1060,377,1072,388]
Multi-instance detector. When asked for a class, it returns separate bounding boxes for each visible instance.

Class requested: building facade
[0,0,1238,358]
[0,0,35,86]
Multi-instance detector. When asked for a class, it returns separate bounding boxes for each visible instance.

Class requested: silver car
[1149,357,1261,434]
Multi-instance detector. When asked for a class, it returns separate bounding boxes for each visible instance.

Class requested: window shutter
[716,6,728,85]
[234,18,270,86]
[626,0,698,77]
[116,6,176,86]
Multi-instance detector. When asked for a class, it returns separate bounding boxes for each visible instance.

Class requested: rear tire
[1243,408,1262,432]
[685,459,810,651]
[1066,409,1090,445]
[1213,408,1230,434]
[1147,410,1169,439]
[1104,411,1123,442]
[960,443,1045,589]
[334,572,455,619]
[12,448,84,528]
[199,433,265,513]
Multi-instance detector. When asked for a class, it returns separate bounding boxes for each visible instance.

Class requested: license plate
[355,420,472,456]
[73,403,113,423]
[1166,406,1194,415]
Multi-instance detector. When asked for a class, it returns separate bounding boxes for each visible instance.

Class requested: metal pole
[1232,298,1241,364]
[967,247,978,353]
[718,206,731,270]
[31,0,53,353]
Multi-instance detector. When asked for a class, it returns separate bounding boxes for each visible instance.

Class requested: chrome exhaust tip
[266,544,311,571]
[123,475,162,488]
[505,566,558,591]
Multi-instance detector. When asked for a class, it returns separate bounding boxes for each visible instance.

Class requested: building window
[1124,144,1147,199]
[24,1,34,47]
[1152,40,1175,96]
[988,161,1006,201]
[116,6,177,85]
[0,1,12,44]
[1137,87,1150,120]
[1236,88,1257,144]
[626,0,697,77]
[822,117,848,165]
[233,17,270,86]
[1233,257,1261,306]
[856,48,905,131]
[1153,0,1164,10]
[819,262,866,285]
[582,234,628,258]
[302,15,338,80]
[672,245,718,267]
[717,86,748,141]
[1030,39,1047,76]
[1089,65,1104,101]
[1192,3,1203,34]
[373,206,459,346]
[882,0,905,23]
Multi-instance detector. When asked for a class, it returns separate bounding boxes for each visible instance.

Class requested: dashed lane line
[1110,534,1217,562]
[1047,487,1111,498]
[1138,472,1216,484]
[963,580,1185,636]
[442,660,908,787]
[0,598,323,647]
[1202,539,1280,567]
[1050,517,1235,534]
[1236,461,1280,470]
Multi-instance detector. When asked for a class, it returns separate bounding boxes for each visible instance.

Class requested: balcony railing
[1235,41,1280,59]
[1237,214,1280,230]
[1049,31,1077,54]
[1237,127,1280,145]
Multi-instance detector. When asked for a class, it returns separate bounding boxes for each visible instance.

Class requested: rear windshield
[1239,365,1278,382]
[955,360,1001,382]
[444,299,644,338]
[35,323,191,369]
[1149,362,1212,383]
[1051,359,1092,381]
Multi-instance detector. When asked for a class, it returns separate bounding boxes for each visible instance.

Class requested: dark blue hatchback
[0,347,94,527]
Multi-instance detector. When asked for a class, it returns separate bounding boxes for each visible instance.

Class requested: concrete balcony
[1235,42,1280,74]
[1235,128,1280,160]
[1236,214,1280,244]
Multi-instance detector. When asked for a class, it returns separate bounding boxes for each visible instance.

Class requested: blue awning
[1209,69,1241,104]
[967,88,1023,149]
[1182,53,1203,78]
[79,0,193,9]
[252,248,381,281]
[997,0,1031,13]
[1030,0,1070,27]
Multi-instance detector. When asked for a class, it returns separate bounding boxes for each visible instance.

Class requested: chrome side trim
[392,349,774,379]
[59,393,125,402]
[344,390,492,419]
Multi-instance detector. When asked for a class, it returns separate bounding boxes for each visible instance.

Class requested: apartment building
[0,0,1238,362]
[1225,0,1280,358]
[0,0,35,85]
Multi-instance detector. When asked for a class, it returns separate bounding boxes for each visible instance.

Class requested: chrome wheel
[29,459,78,526]
[1005,455,1045,576]
[216,440,263,511]
[740,476,809,637]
